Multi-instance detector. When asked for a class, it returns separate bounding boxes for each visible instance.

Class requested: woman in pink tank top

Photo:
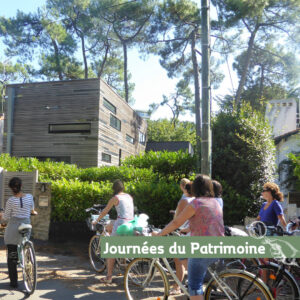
[153,174,224,300]
[93,179,134,284]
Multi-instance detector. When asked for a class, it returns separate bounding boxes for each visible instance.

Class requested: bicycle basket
[86,215,99,231]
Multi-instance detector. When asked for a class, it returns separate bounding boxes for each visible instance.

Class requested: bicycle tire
[247,263,300,300]
[205,269,273,300]
[88,235,106,273]
[124,258,169,300]
[22,241,37,295]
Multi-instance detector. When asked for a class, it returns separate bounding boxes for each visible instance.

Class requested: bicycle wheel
[22,241,37,295]
[124,258,169,300]
[205,269,273,300]
[248,264,300,300]
[88,235,106,273]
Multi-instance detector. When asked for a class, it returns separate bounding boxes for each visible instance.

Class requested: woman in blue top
[257,182,287,230]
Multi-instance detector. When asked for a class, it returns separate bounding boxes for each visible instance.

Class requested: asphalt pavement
[0,239,128,300]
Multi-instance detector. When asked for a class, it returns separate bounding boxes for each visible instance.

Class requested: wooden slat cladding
[98,80,147,167]
[4,78,147,168]
[4,79,100,168]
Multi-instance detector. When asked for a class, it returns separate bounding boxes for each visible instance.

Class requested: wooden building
[3,78,147,167]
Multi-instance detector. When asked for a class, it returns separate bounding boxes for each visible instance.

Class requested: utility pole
[201,0,211,176]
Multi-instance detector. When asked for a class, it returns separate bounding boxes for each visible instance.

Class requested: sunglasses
[262,189,270,192]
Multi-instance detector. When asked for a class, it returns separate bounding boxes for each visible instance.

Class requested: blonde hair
[180,178,190,188]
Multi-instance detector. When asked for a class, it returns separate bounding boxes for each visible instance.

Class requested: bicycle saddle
[18,223,32,231]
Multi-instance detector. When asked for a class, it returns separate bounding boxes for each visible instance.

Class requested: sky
[0,0,236,120]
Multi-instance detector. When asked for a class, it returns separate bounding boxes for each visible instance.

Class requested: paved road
[0,240,129,300]
[0,240,183,299]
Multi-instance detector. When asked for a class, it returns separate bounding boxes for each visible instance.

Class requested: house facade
[3,78,147,167]
[265,98,300,217]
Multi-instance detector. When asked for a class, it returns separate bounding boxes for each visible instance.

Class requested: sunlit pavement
[0,239,184,299]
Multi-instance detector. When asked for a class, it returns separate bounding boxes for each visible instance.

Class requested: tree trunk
[97,44,110,78]
[191,29,201,171]
[235,26,259,106]
[258,65,264,101]
[81,35,88,79]
[52,39,63,80]
[123,42,129,103]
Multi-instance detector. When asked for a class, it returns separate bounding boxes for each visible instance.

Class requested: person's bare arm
[174,199,188,219]
[157,205,195,236]
[94,197,118,223]
[278,214,287,227]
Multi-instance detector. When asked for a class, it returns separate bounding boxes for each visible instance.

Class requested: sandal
[100,276,113,284]
[169,286,181,295]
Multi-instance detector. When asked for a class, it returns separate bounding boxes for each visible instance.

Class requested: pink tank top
[189,197,224,236]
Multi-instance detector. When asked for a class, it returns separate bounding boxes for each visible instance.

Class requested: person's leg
[171,258,185,293]
[105,258,115,281]
[7,245,18,287]
[188,258,216,299]
[190,295,203,300]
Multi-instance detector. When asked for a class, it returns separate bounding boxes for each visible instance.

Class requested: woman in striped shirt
[0,177,36,288]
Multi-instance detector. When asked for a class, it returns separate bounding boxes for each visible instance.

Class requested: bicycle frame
[145,257,258,299]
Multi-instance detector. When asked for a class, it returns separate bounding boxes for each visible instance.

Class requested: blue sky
[1,0,232,119]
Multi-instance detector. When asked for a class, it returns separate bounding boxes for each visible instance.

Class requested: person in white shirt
[170,179,194,295]
[92,179,134,284]
[0,177,36,288]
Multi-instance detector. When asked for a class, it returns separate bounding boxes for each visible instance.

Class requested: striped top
[3,194,34,221]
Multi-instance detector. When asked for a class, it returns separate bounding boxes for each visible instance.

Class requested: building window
[103,98,116,114]
[139,131,146,145]
[49,123,91,134]
[126,134,134,144]
[110,114,121,131]
[102,153,111,163]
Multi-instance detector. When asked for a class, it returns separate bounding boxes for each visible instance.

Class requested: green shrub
[122,150,196,181]
[51,179,113,222]
[0,154,79,181]
[218,179,263,225]
[50,179,182,225]
[78,166,156,183]
[212,103,276,222]
[126,180,182,227]
[288,153,300,190]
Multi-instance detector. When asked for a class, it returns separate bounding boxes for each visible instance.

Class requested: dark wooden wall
[4,79,100,167]
[3,78,147,168]
[98,80,147,166]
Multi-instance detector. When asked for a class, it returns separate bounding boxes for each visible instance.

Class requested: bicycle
[234,220,300,300]
[124,255,274,300]
[86,204,132,273]
[17,222,37,295]
[124,225,273,300]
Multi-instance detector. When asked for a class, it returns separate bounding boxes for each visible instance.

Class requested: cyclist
[153,174,224,300]
[92,179,134,283]
[171,181,194,295]
[256,182,287,232]
[0,177,36,289]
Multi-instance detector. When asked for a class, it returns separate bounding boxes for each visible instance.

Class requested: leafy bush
[147,119,196,146]
[127,180,182,227]
[212,104,276,216]
[288,153,300,190]
[78,166,156,183]
[51,179,113,222]
[122,150,196,181]
[0,154,79,181]
[219,179,263,225]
